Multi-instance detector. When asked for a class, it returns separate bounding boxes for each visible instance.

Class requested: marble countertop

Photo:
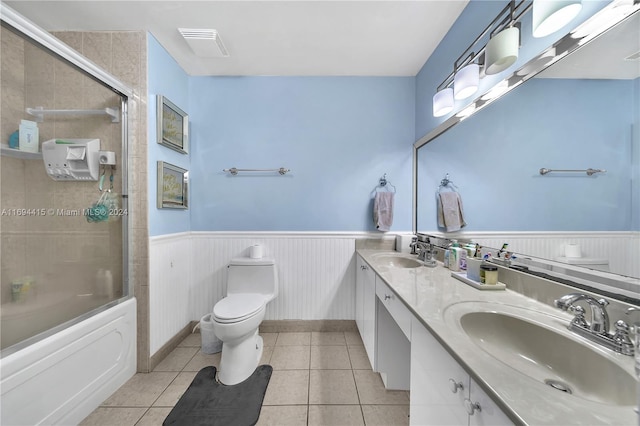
[356,249,638,426]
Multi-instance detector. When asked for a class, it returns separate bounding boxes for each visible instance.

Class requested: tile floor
[81,331,410,426]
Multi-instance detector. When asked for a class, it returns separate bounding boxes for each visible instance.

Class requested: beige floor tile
[270,345,310,370]
[361,405,410,425]
[152,347,198,372]
[347,345,372,370]
[102,372,177,407]
[311,331,346,346]
[135,407,172,426]
[345,331,364,346]
[276,332,311,346]
[182,351,221,371]
[261,332,278,346]
[310,345,351,370]
[262,370,310,405]
[80,407,147,425]
[308,405,365,426]
[353,370,410,405]
[261,345,274,365]
[177,333,201,347]
[152,371,198,407]
[256,405,308,426]
[309,370,359,405]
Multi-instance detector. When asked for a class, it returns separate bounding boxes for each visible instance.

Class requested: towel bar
[223,167,290,176]
[539,168,606,176]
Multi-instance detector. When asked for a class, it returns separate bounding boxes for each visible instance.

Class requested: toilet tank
[227,257,278,300]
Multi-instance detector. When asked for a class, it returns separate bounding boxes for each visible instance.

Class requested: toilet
[556,256,610,273]
[211,256,278,385]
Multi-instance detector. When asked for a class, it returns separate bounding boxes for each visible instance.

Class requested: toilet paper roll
[396,234,413,253]
[565,243,581,258]
[250,244,263,259]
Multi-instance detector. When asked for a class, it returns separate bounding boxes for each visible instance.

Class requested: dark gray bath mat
[163,365,272,426]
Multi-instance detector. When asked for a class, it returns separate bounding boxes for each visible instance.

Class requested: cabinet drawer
[376,278,411,340]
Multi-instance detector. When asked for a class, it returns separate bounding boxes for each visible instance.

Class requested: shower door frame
[0,4,135,357]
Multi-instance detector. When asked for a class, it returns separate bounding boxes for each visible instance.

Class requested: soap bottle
[95,269,106,297]
[104,270,114,299]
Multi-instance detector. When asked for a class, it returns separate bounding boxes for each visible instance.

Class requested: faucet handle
[568,305,588,328]
[613,320,635,356]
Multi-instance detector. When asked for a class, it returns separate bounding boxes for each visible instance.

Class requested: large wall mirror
[415,6,639,299]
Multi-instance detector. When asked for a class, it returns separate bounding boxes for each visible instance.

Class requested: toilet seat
[213,294,266,324]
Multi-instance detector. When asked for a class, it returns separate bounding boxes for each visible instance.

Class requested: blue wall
[188,76,415,231]
[148,34,190,236]
[417,77,637,232]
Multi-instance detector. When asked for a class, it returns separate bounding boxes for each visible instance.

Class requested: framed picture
[157,95,189,154]
[157,161,189,209]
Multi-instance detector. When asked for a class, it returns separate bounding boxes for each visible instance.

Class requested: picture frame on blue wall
[157,95,189,154]
[157,161,189,209]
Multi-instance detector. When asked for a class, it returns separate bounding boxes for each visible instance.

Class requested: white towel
[373,192,394,232]
[437,191,466,232]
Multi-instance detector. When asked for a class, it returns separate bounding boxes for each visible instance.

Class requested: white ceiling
[4,0,469,77]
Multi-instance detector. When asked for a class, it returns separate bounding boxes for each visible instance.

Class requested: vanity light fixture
[431,0,589,117]
[433,87,455,117]
[532,0,582,38]
[454,63,480,99]
[571,0,635,41]
[485,26,520,75]
[432,0,527,117]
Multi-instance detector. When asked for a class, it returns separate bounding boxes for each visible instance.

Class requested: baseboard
[259,320,357,333]
[149,321,198,372]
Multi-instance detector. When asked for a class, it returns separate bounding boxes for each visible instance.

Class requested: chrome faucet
[415,236,436,267]
[554,293,634,356]
[555,293,610,333]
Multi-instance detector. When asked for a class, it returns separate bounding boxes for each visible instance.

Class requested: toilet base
[217,329,263,385]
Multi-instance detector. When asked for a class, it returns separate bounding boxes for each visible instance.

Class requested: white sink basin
[444,302,636,406]
[371,253,423,269]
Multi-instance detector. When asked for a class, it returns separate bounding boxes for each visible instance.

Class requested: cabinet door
[467,378,513,426]
[355,256,366,336]
[410,317,469,426]
[355,255,377,371]
[361,260,376,370]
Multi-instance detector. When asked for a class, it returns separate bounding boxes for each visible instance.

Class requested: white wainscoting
[149,231,639,357]
[149,232,369,356]
[149,233,192,356]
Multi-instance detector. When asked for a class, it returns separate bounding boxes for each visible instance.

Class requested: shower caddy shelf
[0,144,42,160]
[25,106,120,123]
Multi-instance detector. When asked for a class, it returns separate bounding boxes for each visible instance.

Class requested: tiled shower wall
[0,28,151,370]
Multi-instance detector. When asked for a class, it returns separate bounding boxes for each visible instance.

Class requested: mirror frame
[412,4,640,303]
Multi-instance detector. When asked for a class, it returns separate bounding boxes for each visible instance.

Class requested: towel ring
[376,173,396,193]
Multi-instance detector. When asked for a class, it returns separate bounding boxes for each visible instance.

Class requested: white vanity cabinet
[410,317,513,426]
[356,255,377,369]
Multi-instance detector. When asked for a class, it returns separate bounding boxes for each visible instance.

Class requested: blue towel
[373,192,394,232]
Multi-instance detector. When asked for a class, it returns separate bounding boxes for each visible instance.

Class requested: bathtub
[0,297,136,425]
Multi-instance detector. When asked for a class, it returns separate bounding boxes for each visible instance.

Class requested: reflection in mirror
[415,7,639,299]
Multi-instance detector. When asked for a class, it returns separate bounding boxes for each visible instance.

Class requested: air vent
[178,28,229,57]
[624,50,640,61]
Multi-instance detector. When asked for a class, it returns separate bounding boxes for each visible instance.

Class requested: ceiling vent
[178,28,229,57]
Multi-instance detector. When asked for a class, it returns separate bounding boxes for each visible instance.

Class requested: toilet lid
[213,294,266,323]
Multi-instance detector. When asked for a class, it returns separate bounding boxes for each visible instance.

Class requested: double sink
[367,251,638,418]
